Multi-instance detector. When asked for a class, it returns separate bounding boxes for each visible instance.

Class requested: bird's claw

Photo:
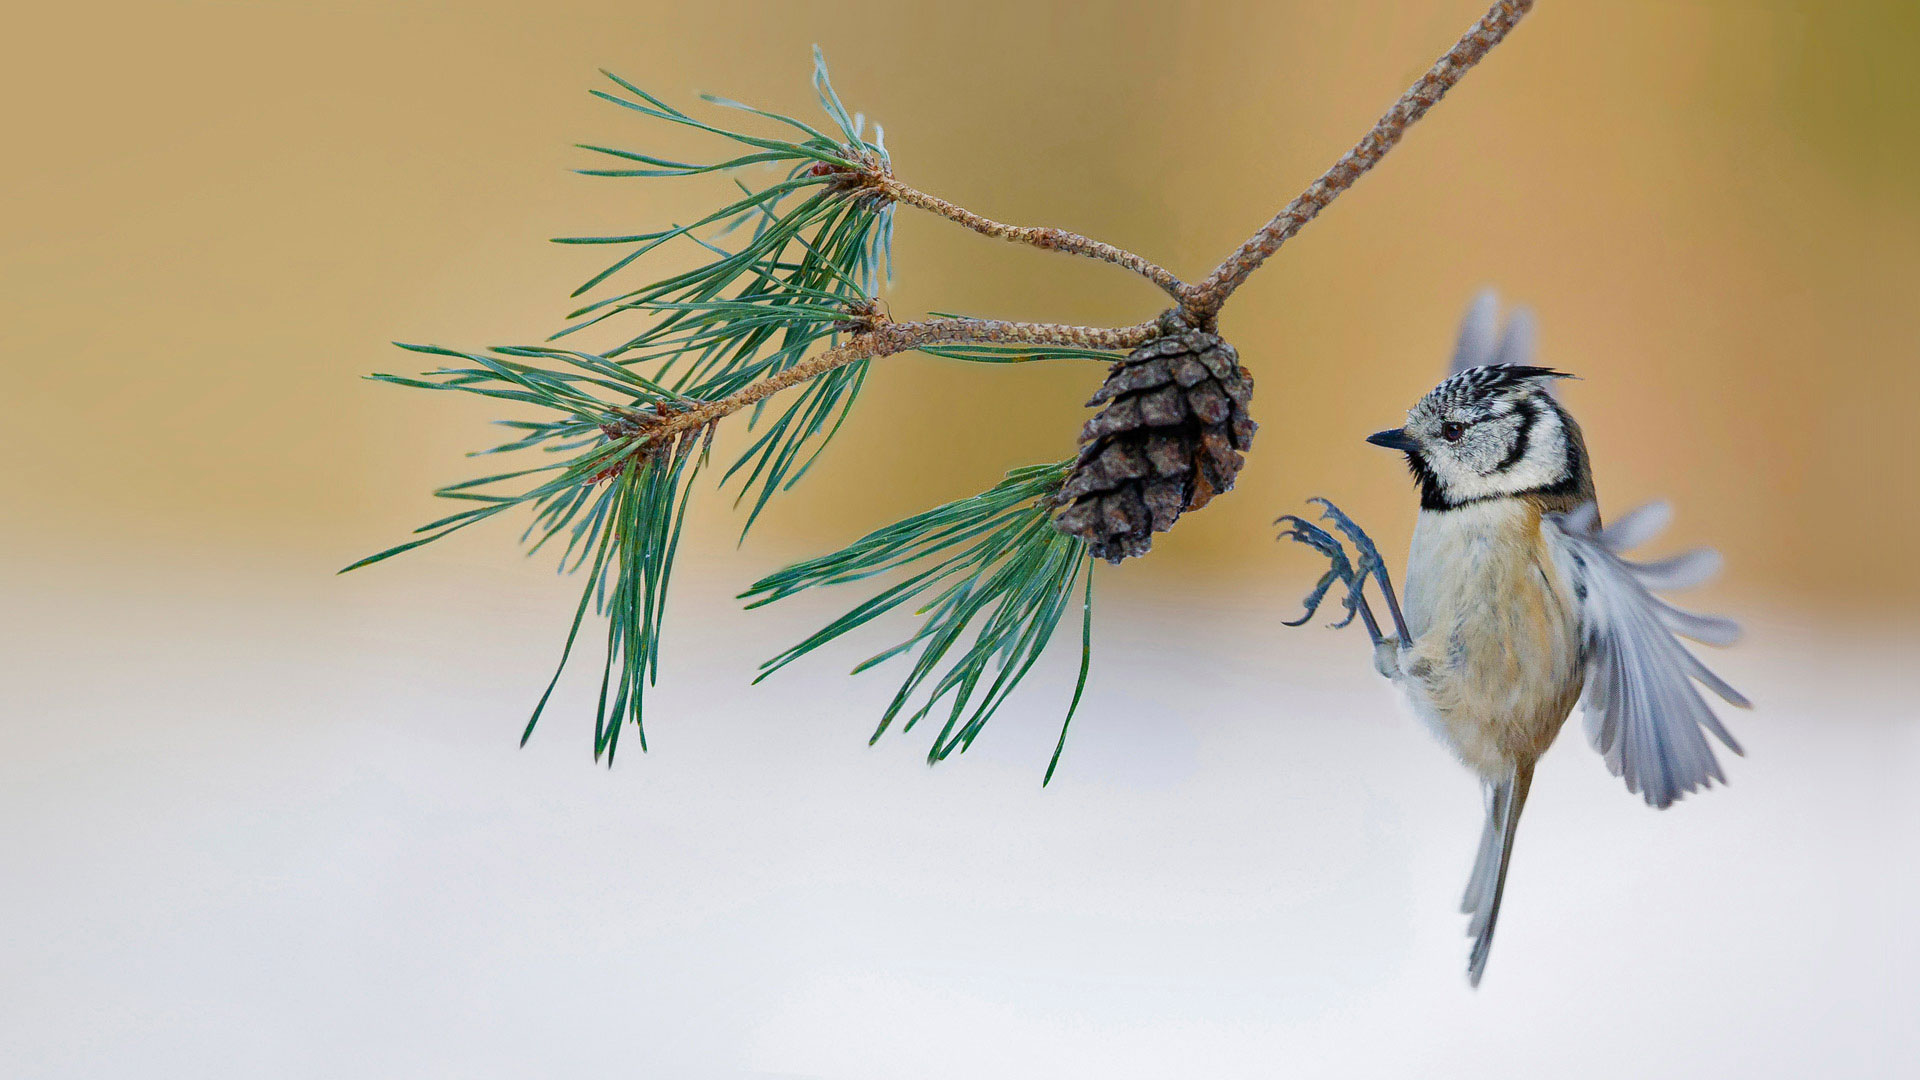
[1275,513,1368,629]
[1308,497,1387,578]
[1277,497,1404,650]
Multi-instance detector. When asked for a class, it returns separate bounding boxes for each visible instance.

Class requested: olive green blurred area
[3,0,1916,608]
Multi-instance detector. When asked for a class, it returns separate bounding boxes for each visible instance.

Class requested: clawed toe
[1307,497,1385,577]
[1274,513,1368,631]
[1307,497,1410,647]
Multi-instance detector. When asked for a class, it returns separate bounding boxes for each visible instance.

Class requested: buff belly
[1394,499,1586,779]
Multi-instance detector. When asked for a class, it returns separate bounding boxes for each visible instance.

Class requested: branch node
[594,401,713,483]
[832,296,892,336]
[1159,305,1213,336]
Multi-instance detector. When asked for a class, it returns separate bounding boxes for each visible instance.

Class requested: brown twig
[640,315,1163,445]
[872,176,1186,300]
[1181,0,1536,319]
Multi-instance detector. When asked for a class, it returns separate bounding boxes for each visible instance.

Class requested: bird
[1277,290,1750,987]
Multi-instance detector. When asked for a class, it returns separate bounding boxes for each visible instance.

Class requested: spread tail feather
[1463,761,1534,988]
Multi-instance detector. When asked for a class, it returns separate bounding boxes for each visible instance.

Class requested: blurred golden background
[4,3,1918,1076]
[4,0,1916,606]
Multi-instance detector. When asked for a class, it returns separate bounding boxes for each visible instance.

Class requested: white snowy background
[5,553,1912,1079]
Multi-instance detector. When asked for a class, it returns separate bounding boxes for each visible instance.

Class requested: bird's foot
[1307,498,1413,648]
[1275,508,1383,644]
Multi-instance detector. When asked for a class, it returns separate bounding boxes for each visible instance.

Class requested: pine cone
[1052,330,1256,562]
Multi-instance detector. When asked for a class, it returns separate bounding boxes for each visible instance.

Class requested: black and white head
[1367,364,1592,511]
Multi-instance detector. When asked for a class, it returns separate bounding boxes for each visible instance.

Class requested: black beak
[1366,427,1418,452]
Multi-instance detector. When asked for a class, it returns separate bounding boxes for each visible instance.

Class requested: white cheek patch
[1435,398,1568,502]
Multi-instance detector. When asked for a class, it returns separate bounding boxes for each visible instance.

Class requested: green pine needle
[346,340,704,762]
[353,50,903,761]
[742,461,1097,781]
[554,48,895,536]
[556,48,892,343]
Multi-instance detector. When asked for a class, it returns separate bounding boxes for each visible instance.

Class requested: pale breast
[1396,499,1586,778]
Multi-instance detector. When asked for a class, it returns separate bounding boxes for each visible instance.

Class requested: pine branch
[359,0,1540,772]
[346,343,712,756]
[548,50,904,538]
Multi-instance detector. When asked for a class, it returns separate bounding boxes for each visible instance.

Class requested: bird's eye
[1441,421,1466,442]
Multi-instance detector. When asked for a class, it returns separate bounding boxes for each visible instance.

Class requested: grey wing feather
[1625,547,1723,591]
[1597,501,1671,551]
[1489,306,1537,369]
[1550,501,1750,809]
[1450,289,1546,393]
[1450,289,1500,374]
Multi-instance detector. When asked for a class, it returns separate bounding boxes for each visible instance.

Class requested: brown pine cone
[1052,330,1256,563]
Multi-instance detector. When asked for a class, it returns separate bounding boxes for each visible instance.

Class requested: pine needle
[743,461,1097,778]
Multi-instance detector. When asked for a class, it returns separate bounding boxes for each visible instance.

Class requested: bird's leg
[1308,498,1412,649]
[1274,512,1386,647]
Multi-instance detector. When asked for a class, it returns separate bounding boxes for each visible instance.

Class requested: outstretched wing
[1548,502,1750,809]
[1449,288,1539,375]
